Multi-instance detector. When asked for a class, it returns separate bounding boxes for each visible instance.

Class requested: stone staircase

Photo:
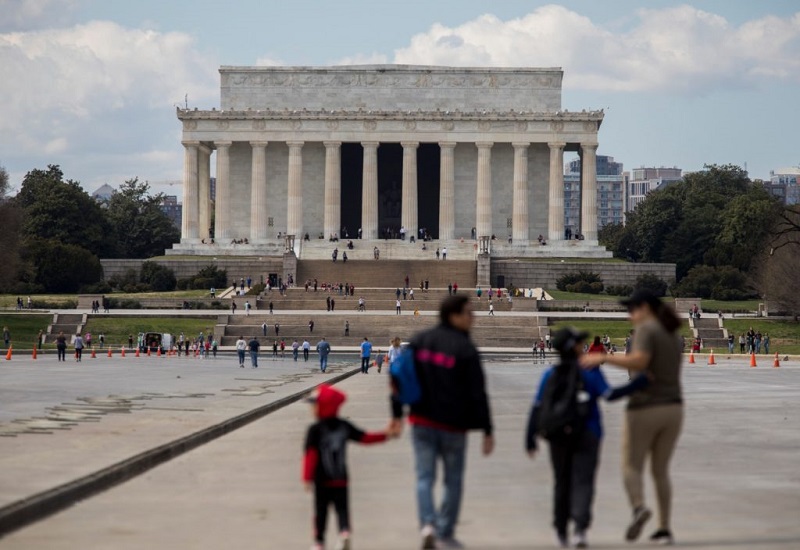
[295,260,477,289]
[216,312,546,349]
[45,313,86,343]
[690,316,728,350]
[298,239,478,261]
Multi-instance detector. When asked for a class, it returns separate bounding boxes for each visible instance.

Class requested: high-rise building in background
[564,155,626,234]
[159,195,182,229]
[626,166,683,213]
[765,167,800,205]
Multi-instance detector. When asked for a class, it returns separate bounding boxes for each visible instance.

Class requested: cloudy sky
[1,0,799,195]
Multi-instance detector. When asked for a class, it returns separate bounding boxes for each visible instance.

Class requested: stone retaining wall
[491,260,675,289]
[100,258,284,283]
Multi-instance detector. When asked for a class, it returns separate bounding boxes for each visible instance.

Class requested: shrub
[634,273,668,297]
[176,278,191,290]
[139,262,177,292]
[556,271,603,292]
[109,268,139,290]
[79,281,113,294]
[565,281,604,294]
[194,265,228,288]
[106,298,142,309]
[246,283,265,296]
[606,285,634,296]
[191,277,211,290]
[674,265,757,300]
[22,239,103,293]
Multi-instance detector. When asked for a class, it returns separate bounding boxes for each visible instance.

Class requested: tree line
[0,165,180,293]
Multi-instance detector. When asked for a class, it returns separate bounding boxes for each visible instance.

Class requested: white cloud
[0,0,82,31]
[393,5,800,93]
[0,20,217,187]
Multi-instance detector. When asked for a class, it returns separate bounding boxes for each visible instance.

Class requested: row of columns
[181,140,598,245]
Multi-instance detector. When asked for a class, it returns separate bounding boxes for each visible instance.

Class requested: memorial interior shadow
[340,143,363,239]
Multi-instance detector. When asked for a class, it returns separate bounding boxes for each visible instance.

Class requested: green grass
[0,314,53,348]
[0,295,77,308]
[111,289,209,299]
[546,290,620,302]
[81,316,217,347]
[700,299,760,313]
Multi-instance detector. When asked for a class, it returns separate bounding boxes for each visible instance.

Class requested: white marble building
[170,65,610,259]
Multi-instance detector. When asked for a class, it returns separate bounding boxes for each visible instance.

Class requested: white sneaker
[421,525,437,549]
[573,530,588,548]
[335,531,351,550]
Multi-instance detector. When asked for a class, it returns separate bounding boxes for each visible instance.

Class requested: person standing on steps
[262,322,268,337]
[396,299,402,315]
[269,301,274,314]
[316,337,331,373]
[274,323,280,337]
[360,337,372,374]
[236,335,247,367]
[344,320,350,336]
[309,320,315,333]
[442,246,447,260]
[581,289,684,546]
[389,295,494,549]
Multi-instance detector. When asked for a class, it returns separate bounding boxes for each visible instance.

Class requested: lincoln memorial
[169,65,611,260]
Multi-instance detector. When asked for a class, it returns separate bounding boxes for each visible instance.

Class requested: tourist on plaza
[316,337,331,372]
[269,301,274,314]
[435,248,440,260]
[453,282,458,294]
[303,339,311,361]
[326,296,331,312]
[184,338,190,356]
[274,323,280,337]
[488,303,494,316]
[396,288,402,300]
[588,336,606,354]
[231,300,237,314]
[262,322,268,336]
[538,339,547,358]
[763,333,770,354]
[360,337,372,374]
[581,289,684,546]
[389,295,494,549]
[84,332,92,349]
[56,331,67,361]
[375,349,384,373]
[739,333,745,354]
[280,339,286,358]
[331,298,336,312]
[396,299,402,315]
[727,334,735,354]
[409,288,415,300]
[211,338,218,359]
[476,287,482,300]
[2,326,9,348]
[387,337,402,367]
[73,332,84,362]
[442,246,447,260]
[344,320,350,336]
[526,327,647,548]
[272,340,279,360]
[303,384,392,550]
[248,336,260,368]
[403,287,408,300]
[235,336,247,367]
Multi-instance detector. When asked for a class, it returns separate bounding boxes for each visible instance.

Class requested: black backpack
[537,361,589,442]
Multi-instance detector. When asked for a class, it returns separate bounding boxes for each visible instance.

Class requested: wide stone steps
[295,260,477,289]
[298,239,478,261]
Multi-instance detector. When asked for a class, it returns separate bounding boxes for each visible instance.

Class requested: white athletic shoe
[421,525,437,549]
[573,530,588,548]
[335,530,351,550]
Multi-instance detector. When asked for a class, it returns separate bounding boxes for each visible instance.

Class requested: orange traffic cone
[773,352,780,368]
[107,348,113,358]
[91,348,97,359]
[750,352,757,368]
[688,350,695,364]
[707,350,716,366]
[157,348,162,357]
[121,347,126,357]
[147,348,151,357]
[5,346,12,360]
[135,348,140,358]
[32,346,37,360]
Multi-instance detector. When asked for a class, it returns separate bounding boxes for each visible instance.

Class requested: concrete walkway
[2,360,799,549]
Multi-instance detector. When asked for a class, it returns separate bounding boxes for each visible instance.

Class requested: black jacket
[391,323,493,435]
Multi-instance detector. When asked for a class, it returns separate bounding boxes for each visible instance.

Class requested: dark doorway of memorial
[416,143,440,239]
[340,143,363,240]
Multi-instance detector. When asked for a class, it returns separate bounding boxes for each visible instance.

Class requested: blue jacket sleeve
[581,367,610,398]
[604,373,649,402]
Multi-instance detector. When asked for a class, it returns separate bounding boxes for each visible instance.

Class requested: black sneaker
[625,506,652,541]
[650,529,674,546]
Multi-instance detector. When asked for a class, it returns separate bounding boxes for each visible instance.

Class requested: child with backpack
[303,384,394,550]
[526,327,648,548]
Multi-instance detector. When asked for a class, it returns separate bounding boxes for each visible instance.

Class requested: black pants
[75,348,83,361]
[57,346,66,361]
[361,357,370,373]
[304,349,309,361]
[314,485,349,542]
[548,432,600,536]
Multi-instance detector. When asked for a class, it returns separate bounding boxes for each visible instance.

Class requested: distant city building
[209,176,216,202]
[766,167,800,205]
[91,183,115,204]
[626,166,683,213]
[160,195,182,229]
[564,155,626,233]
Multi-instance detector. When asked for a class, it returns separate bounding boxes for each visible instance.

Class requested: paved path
[1,359,798,549]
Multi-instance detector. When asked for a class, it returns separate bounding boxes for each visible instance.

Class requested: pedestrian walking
[2,326,9,348]
[56,331,67,361]
[74,333,84,362]
[248,336,260,368]
[316,337,331,372]
[396,299,402,315]
[303,339,311,361]
[360,337,372,374]
[389,295,494,548]
[236,336,247,367]
[581,290,684,546]
[309,320,315,333]
[292,339,300,361]
[442,246,447,260]
[272,340,279,360]
[488,303,494,316]
[231,300,237,314]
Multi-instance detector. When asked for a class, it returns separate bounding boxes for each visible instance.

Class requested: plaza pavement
[1,358,798,549]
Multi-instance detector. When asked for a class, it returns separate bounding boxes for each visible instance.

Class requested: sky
[1,0,799,196]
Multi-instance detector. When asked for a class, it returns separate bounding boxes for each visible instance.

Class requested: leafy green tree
[0,202,22,292]
[16,165,117,258]
[139,261,177,292]
[105,178,181,259]
[0,164,9,199]
[21,238,103,293]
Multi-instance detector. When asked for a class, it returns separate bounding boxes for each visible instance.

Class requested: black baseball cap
[551,327,589,353]
[620,289,662,309]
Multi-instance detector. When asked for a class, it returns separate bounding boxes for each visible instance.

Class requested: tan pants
[622,404,683,530]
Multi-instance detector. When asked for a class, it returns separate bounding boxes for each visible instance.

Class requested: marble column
[286,141,304,239]
[361,141,379,239]
[323,141,342,239]
[214,141,232,241]
[250,141,268,242]
[401,141,419,240]
[548,142,566,242]
[198,145,211,241]
[438,142,456,241]
[580,143,598,243]
[181,141,199,242]
[475,142,493,237]
[512,142,530,242]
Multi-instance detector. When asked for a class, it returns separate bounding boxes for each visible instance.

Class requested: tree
[0,164,9,199]
[105,178,181,258]
[139,261,177,292]
[16,165,117,258]
[21,238,103,293]
[759,205,800,318]
[0,202,22,292]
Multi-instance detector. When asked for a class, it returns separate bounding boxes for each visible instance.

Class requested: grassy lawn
[0,314,53,348]
[81,316,218,347]
[0,295,77,308]
[111,289,210,299]
[700,299,760,313]
[546,290,620,302]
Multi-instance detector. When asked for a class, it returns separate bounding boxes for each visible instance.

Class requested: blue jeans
[237,350,245,365]
[412,424,467,538]
[250,350,258,367]
[319,355,328,372]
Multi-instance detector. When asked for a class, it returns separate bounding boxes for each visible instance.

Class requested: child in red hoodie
[303,384,391,550]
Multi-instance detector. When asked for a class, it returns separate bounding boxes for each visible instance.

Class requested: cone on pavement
[750,352,757,368]
[157,348,162,357]
[32,346,37,360]
[707,350,716,366]
[689,350,695,364]
[5,346,12,360]
[147,348,151,357]
[107,348,113,358]
[121,347,126,357]
[773,352,780,368]
[91,348,97,359]
[135,348,140,358]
